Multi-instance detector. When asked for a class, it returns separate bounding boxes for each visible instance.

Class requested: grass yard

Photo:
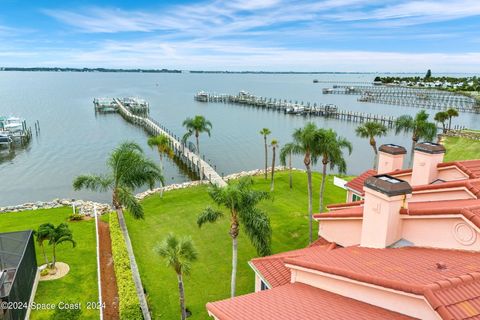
[443,136,480,162]
[1,207,98,319]
[126,171,349,319]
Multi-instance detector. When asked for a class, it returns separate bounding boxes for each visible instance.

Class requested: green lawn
[1,207,98,319]
[126,171,349,319]
[443,136,480,162]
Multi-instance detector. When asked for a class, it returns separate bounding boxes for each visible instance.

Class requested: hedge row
[109,213,144,320]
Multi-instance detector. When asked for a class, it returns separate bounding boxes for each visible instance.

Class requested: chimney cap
[414,142,446,154]
[379,144,407,155]
[365,174,412,196]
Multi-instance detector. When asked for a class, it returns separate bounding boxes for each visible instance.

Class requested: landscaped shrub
[68,213,84,221]
[109,213,143,320]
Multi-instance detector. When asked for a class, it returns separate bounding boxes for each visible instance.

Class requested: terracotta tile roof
[206,282,416,320]
[439,160,480,179]
[314,205,363,219]
[249,241,334,288]
[344,169,377,195]
[424,272,480,320]
[412,178,480,198]
[327,200,364,210]
[284,246,480,296]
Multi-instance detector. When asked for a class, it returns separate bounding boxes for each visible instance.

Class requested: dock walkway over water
[113,98,227,187]
[195,91,397,127]
[322,85,478,112]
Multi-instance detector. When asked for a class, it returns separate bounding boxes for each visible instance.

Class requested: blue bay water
[0,72,479,206]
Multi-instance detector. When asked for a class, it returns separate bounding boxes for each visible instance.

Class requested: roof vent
[414,142,446,154]
[436,262,447,270]
[379,144,407,155]
[364,174,412,196]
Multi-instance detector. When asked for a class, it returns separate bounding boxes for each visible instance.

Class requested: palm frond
[116,186,144,219]
[72,174,113,192]
[197,207,224,227]
[239,207,272,256]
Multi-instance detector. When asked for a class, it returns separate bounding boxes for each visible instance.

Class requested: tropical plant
[73,141,164,220]
[317,129,352,212]
[434,111,449,134]
[355,121,387,169]
[446,107,459,131]
[394,110,437,163]
[259,128,271,179]
[281,122,320,243]
[156,233,197,320]
[182,115,212,155]
[48,223,76,268]
[148,134,174,165]
[279,143,294,189]
[270,139,278,191]
[34,223,54,266]
[197,177,271,297]
[73,142,163,319]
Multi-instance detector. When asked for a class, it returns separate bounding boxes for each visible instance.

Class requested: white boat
[4,117,23,132]
[0,131,11,144]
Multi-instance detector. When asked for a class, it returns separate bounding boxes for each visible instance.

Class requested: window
[352,194,362,202]
[260,281,269,291]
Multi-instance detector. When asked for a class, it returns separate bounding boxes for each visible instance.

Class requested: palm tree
[197,177,271,297]
[73,141,163,319]
[147,134,172,197]
[73,141,164,220]
[446,107,459,131]
[48,223,76,268]
[318,129,352,212]
[280,143,294,189]
[394,110,437,163]
[434,111,449,134]
[182,115,212,155]
[355,121,387,169]
[270,139,278,191]
[282,122,320,243]
[156,234,197,320]
[35,223,54,266]
[259,128,271,179]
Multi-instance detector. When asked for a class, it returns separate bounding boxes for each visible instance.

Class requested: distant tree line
[0,67,182,73]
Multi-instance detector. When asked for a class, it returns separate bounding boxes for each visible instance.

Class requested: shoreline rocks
[1,167,303,215]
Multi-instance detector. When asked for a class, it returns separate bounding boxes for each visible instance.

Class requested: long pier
[195,91,397,127]
[113,98,227,187]
[323,85,478,112]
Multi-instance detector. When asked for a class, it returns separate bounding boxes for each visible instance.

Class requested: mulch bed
[99,220,120,319]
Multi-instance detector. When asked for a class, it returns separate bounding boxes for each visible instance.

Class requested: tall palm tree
[434,111,449,134]
[259,128,271,179]
[394,110,437,163]
[270,139,278,191]
[182,115,212,155]
[197,177,271,297]
[35,223,54,266]
[156,234,197,320]
[147,134,174,165]
[446,107,459,131]
[355,121,387,169]
[147,134,172,197]
[48,223,76,268]
[317,129,352,212]
[73,141,163,319]
[73,141,164,219]
[279,143,294,189]
[282,122,320,244]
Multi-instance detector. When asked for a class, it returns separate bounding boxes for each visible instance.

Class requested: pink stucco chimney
[411,142,446,186]
[360,175,412,249]
[377,144,407,174]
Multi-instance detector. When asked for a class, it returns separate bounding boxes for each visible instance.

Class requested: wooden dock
[112,98,227,187]
[323,85,478,112]
[195,91,397,127]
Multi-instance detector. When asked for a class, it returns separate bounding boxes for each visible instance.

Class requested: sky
[1,0,480,72]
